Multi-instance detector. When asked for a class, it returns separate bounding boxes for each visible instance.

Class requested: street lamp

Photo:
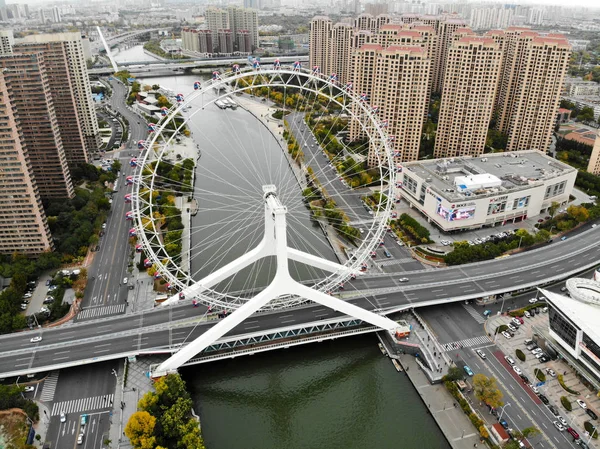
[587,426,598,445]
[498,403,511,421]
[518,235,524,249]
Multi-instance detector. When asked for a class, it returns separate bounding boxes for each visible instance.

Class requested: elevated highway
[0,226,598,378]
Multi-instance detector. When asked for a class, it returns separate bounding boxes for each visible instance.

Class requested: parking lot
[489,311,600,447]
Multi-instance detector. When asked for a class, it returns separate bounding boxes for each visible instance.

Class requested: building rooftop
[544,288,600,344]
[402,150,575,201]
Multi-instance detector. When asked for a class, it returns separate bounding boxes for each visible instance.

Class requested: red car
[566,427,579,440]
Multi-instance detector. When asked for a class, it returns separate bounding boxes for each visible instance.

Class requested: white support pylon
[154,186,398,376]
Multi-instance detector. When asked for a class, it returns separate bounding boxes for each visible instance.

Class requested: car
[537,219,544,223]
[43,297,55,304]
[23,292,32,299]
[542,306,548,313]
[512,366,522,375]
[593,224,598,229]
[535,352,544,359]
[476,349,487,360]
[24,386,35,392]
[558,416,568,427]
[500,419,509,429]
[539,394,550,405]
[577,399,587,409]
[504,356,516,365]
[561,286,568,292]
[506,329,515,337]
[528,384,539,394]
[122,277,128,284]
[546,369,557,377]
[81,414,88,426]
[20,304,28,310]
[30,336,42,343]
[520,374,530,383]
[464,365,474,376]
[102,223,107,229]
[567,427,580,439]
[60,412,66,423]
[561,236,568,241]
[549,405,560,416]
[532,348,543,354]
[524,339,533,345]
[47,285,57,292]
[586,409,598,420]
[77,433,84,445]
[524,311,532,318]
[577,441,590,449]
[516,316,525,324]
[398,278,409,283]
[511,318,521,326]
[539,356,549,363]
[45,279,51,286]
[508,324,517,332]
[553,421,565,431]
[528,298,538,304]
[502,331,512,339]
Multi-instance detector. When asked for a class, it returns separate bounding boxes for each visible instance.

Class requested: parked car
[24,386,35,392]
[586,409,598,420]
[512,366,522,375]
[576,399,587,409]
[504,356,516,365]
[519,374,530,384]
[528,298,538,304]
[553,421,565,432]
[502,331,512,339]
[546,369,557,377]
[549,405,560,416]
[566,427,580,439]
[539,394,550,405]
[500,419,509,429]
[558,416,568,427]
[524,311,532,318]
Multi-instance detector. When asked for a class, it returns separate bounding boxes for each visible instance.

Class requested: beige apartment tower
[309,16,332,73]
[14,40,87,166]
[17,32,100,157]
[587,131,600,176]
[495,29,571,153]
[0,53,74,199]
[331,23,354,84]
[435,36,503,158]
[0,72,53,255]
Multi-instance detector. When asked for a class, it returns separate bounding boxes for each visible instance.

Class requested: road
[420,300,582,449]
[77,79,148,322]
[1,225,599,377]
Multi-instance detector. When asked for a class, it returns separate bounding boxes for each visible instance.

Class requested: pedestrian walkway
[77,303,126,320]
[398,355,482,449]
[51,394,114,416]
[40,371,59,402]
[441,336,491,352]
[462,304,487,324]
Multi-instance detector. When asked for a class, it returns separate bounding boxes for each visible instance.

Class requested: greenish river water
[182,335,450,449]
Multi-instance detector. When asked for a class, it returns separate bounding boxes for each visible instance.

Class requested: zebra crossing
[40,371,59,402]
[50,394,114,416]
[380,257,415,266]
[441,336,491,352]
[462,304,486,324]
[77,303,126,320]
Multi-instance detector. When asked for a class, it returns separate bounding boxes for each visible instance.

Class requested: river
[182,336,450,449]
[120,47,449,449]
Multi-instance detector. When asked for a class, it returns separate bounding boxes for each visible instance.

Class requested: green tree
[549,201,560,218]
[578,106,595,122]
[473,373,504,408]
[444,366,464,381]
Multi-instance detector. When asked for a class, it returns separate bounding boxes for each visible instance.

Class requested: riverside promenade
[398,354,483,449]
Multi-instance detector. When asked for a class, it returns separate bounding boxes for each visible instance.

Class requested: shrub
[536,370,546,382]
[561,396,572,411]
[557,374,580,395]
[516,349,526,361]
[397,213,431,243]
[584,421,598,439]
[496,324,508,334]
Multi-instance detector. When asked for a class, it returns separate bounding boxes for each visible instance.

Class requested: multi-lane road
[1,224,599,377]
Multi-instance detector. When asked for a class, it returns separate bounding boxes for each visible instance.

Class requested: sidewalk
[398,355,483,449]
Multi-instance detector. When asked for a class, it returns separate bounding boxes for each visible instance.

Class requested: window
[549,306,578,349]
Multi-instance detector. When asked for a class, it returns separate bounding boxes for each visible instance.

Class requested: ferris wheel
[130,61,396,315]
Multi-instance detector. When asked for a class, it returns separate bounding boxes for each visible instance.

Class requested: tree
[578,106,595,123]
[549,201,560,218]
[567,204,589,223]
[152,84,160,90]
[472,373,504,408]
[444,366,464,381]
[125,411,157,449]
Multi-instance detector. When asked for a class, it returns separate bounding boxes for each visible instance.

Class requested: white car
[60,412,66,423]
[23,292,33,299]
[502,331,512,339]
[546,368,556,377]
[30,336,42,343]
[553,421,565,432]
[512,366,522,375]
[504,356,516,365]
[476,349,487,360]
[532,348,543,354]
[102,223,107,229]
[558,416,568,427]
[122,277,128,284]
[577,399,587,409]
[529,298,538,304]
[528,384,539,394]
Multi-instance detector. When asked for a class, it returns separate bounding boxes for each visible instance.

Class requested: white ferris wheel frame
[132,65,396,311]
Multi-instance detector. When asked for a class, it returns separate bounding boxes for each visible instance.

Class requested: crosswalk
[380,257,415,266]
[77,303,126,320]
[50,394,114,416]
[40,371,59,402]
[462,304,486,324]
[441,335,491,352]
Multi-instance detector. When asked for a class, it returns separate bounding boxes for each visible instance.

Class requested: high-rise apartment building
[0,53,74,199]
[17,33,100,157]
[217,29,234,54]
[309,16,332,73]
[331,23,354,84]
[434,18,468,93]
[350,44,430,165]
[182,28,214,54]
[0,30,13,55]
[14,40,87,166]
[495,29,570,153]
[435,36,503,158]
[587,131,600,176]
[227,6,259,51]
[0,72,54,255]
